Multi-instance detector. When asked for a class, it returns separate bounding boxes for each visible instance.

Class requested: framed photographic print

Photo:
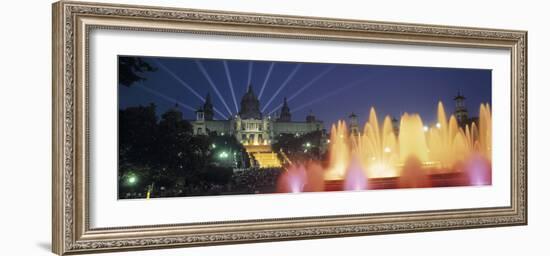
[52,1,527,255]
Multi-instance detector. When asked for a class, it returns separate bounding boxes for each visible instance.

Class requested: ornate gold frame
[52,1,527,255]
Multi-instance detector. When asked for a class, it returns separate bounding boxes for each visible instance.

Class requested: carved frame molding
[52,1,527,255]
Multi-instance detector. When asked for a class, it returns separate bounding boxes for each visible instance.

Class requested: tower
[454,91,468,126]
[173,102,183,118]
[239,84,262,119]
[391,116,399,136]
[278,97,292,122]
[203,93,214,121]
[306,110,316,123]
[349,112,360,136]
[195,106,204,121]
[193,102,207,135]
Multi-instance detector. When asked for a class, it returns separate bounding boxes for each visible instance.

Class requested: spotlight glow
[137,85,195,111]
[222,61,239,113]
[258,62,275,100]
[292,77,367,113]
[247,61,254,86]
[139,85,229,119]
[152,59,205,102]
[151,59,228,119]
[195,60,234,116]
[262,64,303,112]
[268,65,335,115]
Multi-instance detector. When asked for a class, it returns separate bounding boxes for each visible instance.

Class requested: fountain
[324,120,351,180]
[343,156,368,191]
[276,164,307,193]
[278,101,492,193]
[354,108,399,178]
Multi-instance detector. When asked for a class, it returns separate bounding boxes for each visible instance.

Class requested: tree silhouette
[118,56,156,86]
[118,104,282,198]
[272,131,323,164]
[118,104,158,166]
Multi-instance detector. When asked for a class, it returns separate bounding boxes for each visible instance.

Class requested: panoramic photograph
[117,56,492,199]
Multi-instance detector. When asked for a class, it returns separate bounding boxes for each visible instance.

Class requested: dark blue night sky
[119,56,491,128]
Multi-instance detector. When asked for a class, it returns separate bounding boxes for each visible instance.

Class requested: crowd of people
[231,168,283,194]
[120,168,285,199]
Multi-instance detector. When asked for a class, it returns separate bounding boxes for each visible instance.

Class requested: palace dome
[239,85,262,119]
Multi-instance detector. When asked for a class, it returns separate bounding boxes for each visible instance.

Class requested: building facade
[191,85,324,147]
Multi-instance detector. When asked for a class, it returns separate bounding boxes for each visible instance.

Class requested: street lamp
[219,151,229,159]
[126,173,138,186]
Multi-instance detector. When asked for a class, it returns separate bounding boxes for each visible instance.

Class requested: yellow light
[369,163,398,178]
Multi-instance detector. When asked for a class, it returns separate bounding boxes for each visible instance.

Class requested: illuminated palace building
[190,86,474,169]
[191,85,324,168]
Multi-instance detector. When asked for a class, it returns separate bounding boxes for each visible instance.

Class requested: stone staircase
[252,152,282,168]
[245,145,282,168]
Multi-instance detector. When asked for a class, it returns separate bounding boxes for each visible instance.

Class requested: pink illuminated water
[464,154,492,186]
[277,165,307,193]
[343,157,368,191]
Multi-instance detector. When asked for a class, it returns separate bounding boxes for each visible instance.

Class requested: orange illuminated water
[279,101,492,192]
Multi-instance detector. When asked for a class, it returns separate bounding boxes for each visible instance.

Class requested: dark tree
[272,131,323,164]
[155,108,192,167]
[185,134,212,183]
[154,108,212,184]
[209,134,247,168]
[272,134,301,153]
[118,104,158,166]
[118,56,156,87]
[202,165,234,185]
